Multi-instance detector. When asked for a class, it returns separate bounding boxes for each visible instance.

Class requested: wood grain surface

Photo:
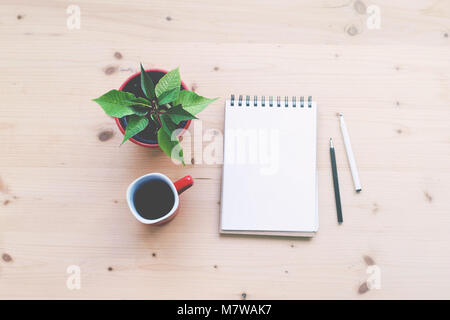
[1,0,450,299]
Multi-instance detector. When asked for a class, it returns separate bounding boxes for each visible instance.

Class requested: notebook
[220,95,318,237]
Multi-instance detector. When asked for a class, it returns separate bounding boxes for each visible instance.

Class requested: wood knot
[114,52,123,60]
[358,282,369,294]
[213,66,219,71]
[353,1,367,15]
[166,16,172,21]
[363,255,375,266]
[241,292,247,300]
[104,65,117,75]
[2,253,13,263]
[345,24,359,36]
[98,130,114,142]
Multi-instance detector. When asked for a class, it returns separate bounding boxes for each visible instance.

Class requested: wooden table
[1,0,450,299]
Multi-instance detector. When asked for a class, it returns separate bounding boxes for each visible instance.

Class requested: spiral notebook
[220,95,318,237]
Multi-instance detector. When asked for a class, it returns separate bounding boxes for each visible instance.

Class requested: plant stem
[155,114,162,129]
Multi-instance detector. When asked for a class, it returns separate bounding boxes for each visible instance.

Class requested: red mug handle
[173,175,194,195]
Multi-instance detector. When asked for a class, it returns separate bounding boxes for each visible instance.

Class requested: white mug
[126,173,193,225]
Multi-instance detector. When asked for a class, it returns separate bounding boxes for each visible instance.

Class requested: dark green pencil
[330,138,343,223]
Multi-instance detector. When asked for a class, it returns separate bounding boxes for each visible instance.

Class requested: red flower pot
[114,69,192,148]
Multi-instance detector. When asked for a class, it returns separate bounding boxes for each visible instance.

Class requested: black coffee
[133,179,175,220]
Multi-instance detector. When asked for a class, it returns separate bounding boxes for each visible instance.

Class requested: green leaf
[93,90,151,118]
[140,63,156,100]
[155,68,180,100]
[130,105,149,116]
[157,87,180,105]
[121,115,149,145]
[157,127,184,165]
[159,114,178,137]
[164,105,197,124]
[173,90,218,115]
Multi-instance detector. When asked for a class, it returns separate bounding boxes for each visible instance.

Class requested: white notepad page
[220,97,318,235]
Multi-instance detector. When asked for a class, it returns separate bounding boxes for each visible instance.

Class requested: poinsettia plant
[93,64,217,164]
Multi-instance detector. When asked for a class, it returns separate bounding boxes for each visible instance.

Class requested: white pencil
[339,113,362,192]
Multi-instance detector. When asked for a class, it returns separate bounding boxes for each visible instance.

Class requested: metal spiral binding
[229,95,313,108]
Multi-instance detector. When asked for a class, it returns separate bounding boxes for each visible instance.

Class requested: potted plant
[93,64,217,164]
